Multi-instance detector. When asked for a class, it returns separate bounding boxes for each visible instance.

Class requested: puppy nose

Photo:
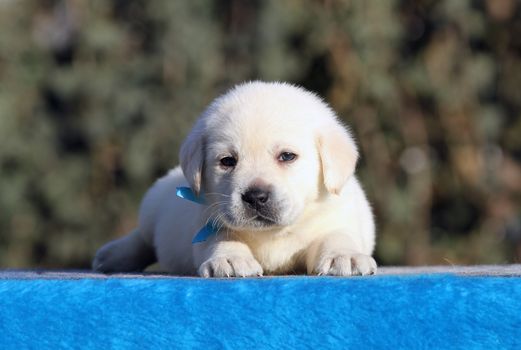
[241,187,270,207]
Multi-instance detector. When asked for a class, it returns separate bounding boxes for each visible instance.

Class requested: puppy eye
[278,152,297,163]
[220,156,237,168]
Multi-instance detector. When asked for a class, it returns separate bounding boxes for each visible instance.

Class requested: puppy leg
[306,233,377,276]
[197,240,263,278]
[92,228,156,273]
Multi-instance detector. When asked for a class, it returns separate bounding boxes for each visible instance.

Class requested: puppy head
[179,82,358,231]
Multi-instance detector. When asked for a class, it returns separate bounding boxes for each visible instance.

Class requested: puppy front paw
[314,253,377,276]
[198,255,263,278]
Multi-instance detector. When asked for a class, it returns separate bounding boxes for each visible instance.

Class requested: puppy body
[93,82,376,277]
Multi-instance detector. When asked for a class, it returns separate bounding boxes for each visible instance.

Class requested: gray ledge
[0,264,520,279]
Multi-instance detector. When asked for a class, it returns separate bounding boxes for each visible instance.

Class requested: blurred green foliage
[0,0,520,268]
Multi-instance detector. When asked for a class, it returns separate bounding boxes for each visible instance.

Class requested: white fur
[93,82,376,277]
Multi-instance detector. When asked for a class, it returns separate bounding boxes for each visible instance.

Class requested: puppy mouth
[222,209,280,230]
[244,203,281,226]
[252,213,278,225]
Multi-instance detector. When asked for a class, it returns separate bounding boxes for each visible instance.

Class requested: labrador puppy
[92,81,377,277]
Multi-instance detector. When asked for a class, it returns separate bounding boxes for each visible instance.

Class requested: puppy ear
[179,126,205,196]
[317,120,359,195]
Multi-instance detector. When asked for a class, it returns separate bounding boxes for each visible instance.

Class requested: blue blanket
[0,274,520,349]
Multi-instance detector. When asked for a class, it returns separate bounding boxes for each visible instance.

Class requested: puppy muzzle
[241,186,279,225]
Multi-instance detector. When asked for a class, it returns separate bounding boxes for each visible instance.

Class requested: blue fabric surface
[0,275,520,349]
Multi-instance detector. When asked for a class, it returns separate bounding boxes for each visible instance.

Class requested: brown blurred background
[0,0,520,269]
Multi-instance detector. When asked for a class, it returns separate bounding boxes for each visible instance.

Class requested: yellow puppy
[93,82,377,277]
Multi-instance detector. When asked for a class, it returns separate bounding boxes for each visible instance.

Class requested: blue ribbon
[192,222,220,243]
[176,187,219,243]
[175,187,206,204]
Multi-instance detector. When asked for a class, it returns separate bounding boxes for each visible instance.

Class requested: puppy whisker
[204,192,231,198]
[202,201,227,216]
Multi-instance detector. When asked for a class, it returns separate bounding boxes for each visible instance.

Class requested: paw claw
[314,253,376,276]
[198,255,263,278]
